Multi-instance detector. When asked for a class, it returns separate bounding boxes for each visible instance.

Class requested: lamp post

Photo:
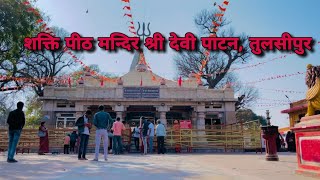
[266,110,271,126]
[261,110,279,161]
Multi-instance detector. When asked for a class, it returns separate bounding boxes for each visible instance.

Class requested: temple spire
[129,51,140,71]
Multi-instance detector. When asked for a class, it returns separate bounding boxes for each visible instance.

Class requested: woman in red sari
[173,120,181,153]
[38,122,49,155]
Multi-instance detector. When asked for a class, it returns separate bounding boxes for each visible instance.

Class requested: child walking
[70,131,78,153]
[64,134,70,154]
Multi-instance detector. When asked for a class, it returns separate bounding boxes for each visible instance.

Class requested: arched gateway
[40,51,237,130]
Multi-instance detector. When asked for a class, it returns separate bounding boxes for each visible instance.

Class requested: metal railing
[0,121,261,153]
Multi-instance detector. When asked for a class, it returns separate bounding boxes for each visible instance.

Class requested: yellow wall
[288,110,306,127]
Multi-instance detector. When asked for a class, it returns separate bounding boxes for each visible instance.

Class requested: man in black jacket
[6,101,25,163]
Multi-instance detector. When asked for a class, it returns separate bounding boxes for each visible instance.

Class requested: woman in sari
[173,120,181,153]
[38,122,49,155]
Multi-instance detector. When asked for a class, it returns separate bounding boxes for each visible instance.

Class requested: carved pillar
[155,105,170,127]
[197,111,207,144]
[197,112,206,130]
[191,111,197,128]
[159,111,167,127]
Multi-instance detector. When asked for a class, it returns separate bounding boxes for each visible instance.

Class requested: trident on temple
[137,22,151,44]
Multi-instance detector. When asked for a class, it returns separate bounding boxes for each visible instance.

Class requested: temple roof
[83,51,199,88]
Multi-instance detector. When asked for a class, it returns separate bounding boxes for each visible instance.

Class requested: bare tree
[1,27,79,96]
[174,9,258,108]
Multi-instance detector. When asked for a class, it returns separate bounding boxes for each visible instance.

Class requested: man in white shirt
[155,119,166,154]
[147,119,155,153]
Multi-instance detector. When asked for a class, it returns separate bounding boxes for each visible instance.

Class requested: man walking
[93,105,113,161]
[111,117,126,155]
[148,119,155,154]
[75,110,92,160]
[132,125,140,151]
[6,101,25,163]
[155,120,166,154]
[141,117,150,155]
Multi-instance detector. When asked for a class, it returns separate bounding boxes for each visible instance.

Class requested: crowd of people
[5,102,171,163]
[6,101,298,163]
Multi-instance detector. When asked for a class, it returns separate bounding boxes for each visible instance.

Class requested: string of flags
[196,0,230,82]
[21,0,117,86]
[257,98,298,102]
[121,0,137,37]
[257,88,305,94]
[244,71,305,84]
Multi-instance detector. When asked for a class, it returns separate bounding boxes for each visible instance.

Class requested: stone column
[191,111,197,128]
[156,105,170,127]
[159,111,167,127]
[197,112,205,130]
[197,112,207,145]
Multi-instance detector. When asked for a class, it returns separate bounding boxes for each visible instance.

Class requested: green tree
[236,108,267,126]
[25,95,42,128]
[1,1,78,96]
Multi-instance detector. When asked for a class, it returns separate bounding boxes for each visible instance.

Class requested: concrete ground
[0,152,317,180]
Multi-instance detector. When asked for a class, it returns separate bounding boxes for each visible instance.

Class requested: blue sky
[35,0,320,128]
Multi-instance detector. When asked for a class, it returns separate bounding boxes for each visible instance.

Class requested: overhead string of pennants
[121,0,159,83]
[257,88,305,94]
[0,1,310,92]
[121,0,137,37]
[22,0,117,87]
[195,0,230,83]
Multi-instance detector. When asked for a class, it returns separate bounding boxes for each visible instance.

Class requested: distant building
[281,99,307,128]
[40,52,237,129]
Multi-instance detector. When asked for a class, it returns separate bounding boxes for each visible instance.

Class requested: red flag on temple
[178,76,182,87]
[68,77,71,87]
[100,80,104,87]
[124,13,132,18]
[140,76,143,86]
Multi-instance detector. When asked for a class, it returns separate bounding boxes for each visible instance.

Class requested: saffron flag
[36,19,43,24]
[178,76,182,87]
[124,13,132,18]
[122,0,130,2]
[218,5,226,11]
[68,77,71,87]
[123,6,131,10]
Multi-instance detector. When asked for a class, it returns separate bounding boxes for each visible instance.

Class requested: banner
[180,120,192,129]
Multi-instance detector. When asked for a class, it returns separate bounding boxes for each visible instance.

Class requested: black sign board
[123,87,159,98]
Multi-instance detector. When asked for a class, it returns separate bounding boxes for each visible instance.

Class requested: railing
[0,121,261,153]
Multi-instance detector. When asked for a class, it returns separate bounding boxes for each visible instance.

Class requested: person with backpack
[69,131,78,153]
[6,101,25,163]
[93,105,113,161]
[141,117,150,155]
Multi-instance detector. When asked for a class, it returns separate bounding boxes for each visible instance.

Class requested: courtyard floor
[0,152,317,180]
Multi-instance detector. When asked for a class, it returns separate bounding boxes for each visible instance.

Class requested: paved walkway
[0,152,316,180]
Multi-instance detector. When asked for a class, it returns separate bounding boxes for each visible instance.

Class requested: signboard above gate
[123,87,159,98]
